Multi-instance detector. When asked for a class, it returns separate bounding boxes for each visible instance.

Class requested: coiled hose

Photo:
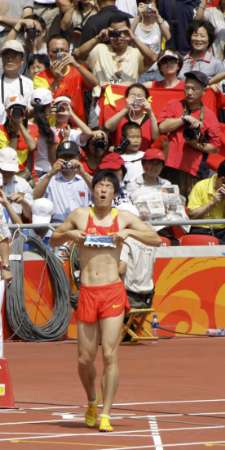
[6,233,71,341]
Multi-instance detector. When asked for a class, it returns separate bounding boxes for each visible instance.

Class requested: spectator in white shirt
[0,40,33,110]
[33,140,90,222]
[0,147,33,223]
[115,0,137,16]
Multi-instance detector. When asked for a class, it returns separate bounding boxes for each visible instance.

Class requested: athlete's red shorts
[77,280,130,323]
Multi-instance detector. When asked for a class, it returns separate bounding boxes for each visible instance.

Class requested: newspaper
[131,185,190,231]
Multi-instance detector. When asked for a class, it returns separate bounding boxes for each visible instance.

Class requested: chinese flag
[98,85,127,126]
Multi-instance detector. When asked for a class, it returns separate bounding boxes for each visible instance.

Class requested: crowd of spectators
[0,0,225,245]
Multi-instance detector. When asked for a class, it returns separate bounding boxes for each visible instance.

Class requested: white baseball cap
[54,96,71,105]
[0,147,19,172]
[1,40,24,55]
[31,88,53,106]
[4,94,27,110]
[32,198,54,224]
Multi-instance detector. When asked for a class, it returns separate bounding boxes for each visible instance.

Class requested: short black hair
[92,170,120,194]
[122,121,141,138]
[217,160,225,177]
[27,53,50,69]
[187,20,215,49]
[108,15,130,28]
[125,83,149,99]
[47,34,70,50]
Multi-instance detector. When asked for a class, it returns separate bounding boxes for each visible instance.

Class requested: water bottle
[151,313,159,338]
[207,328,225,336]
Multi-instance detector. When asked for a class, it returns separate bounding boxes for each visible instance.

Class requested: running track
[1,337,225,449]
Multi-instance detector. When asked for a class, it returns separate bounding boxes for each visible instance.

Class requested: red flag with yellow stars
[98,85,127,126]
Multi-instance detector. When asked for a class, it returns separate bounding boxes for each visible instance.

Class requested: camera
[183,122,202,141]
[55,49,65,61]
[62,161,73,169]
[25,27,40,40]
[131,96,145,108]
[109,30,121,39]
[114,138,130,154]
[183,120,209,144]
[93,138,108,152]
[10,105,25,120]
[55,102,68,113]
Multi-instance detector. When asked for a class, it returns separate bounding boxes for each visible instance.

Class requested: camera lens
[109,30,121,39]
[94,138,107,151]
[11,106,25,120]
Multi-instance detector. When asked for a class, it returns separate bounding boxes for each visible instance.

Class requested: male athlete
[51,170,161,432]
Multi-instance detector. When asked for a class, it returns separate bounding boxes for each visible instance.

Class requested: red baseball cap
[142,148,165,162]
[98,153,125,170]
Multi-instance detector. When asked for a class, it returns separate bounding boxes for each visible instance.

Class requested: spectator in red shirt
[104,83,158,150]
[159,70,221,197]
[33,34,98,121]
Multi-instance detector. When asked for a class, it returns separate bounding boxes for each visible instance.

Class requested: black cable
[145,320,207,337]
[6,233,72,341]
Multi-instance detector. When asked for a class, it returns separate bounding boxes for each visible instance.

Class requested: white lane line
[1,411,225,427]
[100,440,225,450]
[0,432,58,435]
[0,419,79,427]
[148,416,163,450]
[112,425,225,435]
[111,399,225,406]
[18,405,80,411]
[4,399,225,413]
[130,411,225,419]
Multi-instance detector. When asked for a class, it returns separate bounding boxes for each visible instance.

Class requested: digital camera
[62,161,73,169]
[93,138,108,152]
[25,27,41,40]
[10,105,25,120]
[114,138,130,154]
[145,4,155,14]
[183,122,202,142]
[183,120,209,144]
[108,30,121,39]
[55,102,68,113]
[55,49,65,61]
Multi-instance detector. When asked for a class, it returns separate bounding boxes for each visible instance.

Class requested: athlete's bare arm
[114,211,162,247]
[50,208,88,247]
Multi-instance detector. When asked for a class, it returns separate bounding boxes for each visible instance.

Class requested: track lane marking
[148,416,163,450]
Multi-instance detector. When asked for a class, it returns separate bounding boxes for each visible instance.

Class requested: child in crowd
[119,122,145,183]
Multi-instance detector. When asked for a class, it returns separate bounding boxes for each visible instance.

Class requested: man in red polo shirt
[158,70,221,197]
[33,34,98,121]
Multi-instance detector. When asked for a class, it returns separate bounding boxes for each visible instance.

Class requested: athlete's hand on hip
[112,230,129,245]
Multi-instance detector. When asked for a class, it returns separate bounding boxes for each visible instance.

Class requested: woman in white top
[132,0,171,81]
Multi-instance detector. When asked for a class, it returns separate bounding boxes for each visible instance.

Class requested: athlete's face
[93,179,115,208]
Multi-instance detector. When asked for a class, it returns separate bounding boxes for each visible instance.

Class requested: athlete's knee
[78,349,96,368]
[102,347,117,367]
